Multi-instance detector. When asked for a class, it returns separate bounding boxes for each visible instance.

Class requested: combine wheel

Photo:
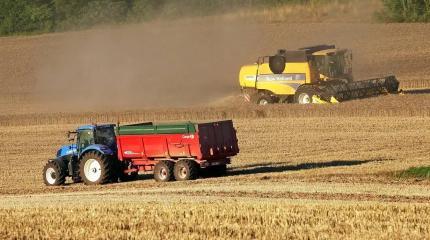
[43,161,66,186]
[295,86,318,104]
[154,161,174,182]
[256,95,273,105]
[79,151,114,185]
[174,160,199,181]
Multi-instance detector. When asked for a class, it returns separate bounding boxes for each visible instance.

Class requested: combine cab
[239,45,399,105]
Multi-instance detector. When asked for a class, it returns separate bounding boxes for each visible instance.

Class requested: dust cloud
[34,19,266,111]
[32,15,418,112]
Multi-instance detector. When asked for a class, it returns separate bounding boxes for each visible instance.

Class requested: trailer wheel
[295,86,318,104]
[174,160,199,181]
[79,151,114,185]
[43,161,66,186]
[154,161,174,182]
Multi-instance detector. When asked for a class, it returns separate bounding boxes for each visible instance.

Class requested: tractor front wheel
[43,161,66,186]
[79,152,114,185]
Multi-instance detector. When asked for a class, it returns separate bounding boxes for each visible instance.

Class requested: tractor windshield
[78,130,94,150]
[95,126,116,149]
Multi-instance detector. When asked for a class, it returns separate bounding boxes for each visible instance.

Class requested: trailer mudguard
[80,144,115,157]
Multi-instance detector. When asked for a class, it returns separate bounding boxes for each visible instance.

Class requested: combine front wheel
[295,86,318,104]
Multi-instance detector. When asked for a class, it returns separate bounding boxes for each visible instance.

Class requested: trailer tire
[174,160,199,181]
[79,151,114,185]
[43,161,66,186]
[154,161,174,182]
[295,86,318,104]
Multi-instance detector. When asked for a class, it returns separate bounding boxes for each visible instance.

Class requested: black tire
[294,86,318,104]
[79,151,114,185]
[174,160,199,181]
[256,94,274,105]
[43,161,66,186]
[154,161,175,182]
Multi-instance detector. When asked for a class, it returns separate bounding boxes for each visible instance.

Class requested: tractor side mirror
[269,55,286,74]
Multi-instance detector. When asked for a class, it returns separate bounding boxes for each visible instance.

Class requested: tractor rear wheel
[43,161,66,186]
[174,160,199,181]
[79,151,114,185]
[154,161,174,182]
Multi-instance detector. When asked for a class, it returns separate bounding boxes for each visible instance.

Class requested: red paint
[116,121,239,172]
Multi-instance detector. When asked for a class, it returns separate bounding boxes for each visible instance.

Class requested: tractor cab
[57,124,117,160]
[75,124,117,157]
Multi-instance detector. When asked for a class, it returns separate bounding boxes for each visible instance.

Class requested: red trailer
[116,120,239,182]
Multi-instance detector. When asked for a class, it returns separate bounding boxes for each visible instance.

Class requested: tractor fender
[80,144,115,158]
[48,158,68,172]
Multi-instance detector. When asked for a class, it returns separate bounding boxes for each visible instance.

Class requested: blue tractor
[42,124,128,186]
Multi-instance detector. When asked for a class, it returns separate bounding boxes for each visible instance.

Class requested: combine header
[239,45,400,105]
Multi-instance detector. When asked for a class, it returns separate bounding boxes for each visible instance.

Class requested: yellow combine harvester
[239,45,400,105]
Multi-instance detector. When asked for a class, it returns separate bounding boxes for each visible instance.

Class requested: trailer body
[116,120,239,172]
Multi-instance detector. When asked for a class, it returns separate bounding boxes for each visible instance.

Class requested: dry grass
[1,94,430,126]
[1,196,429,239]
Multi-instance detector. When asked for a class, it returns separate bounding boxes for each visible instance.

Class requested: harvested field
[1,2,430,238]
[1,117,430,238]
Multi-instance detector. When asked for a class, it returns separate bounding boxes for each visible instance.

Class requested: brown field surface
[1,2,430,238]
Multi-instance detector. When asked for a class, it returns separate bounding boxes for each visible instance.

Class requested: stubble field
[1,3,430,238]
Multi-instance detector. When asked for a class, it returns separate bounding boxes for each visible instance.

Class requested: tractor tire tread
[43,161,66,186]
[79,151,114,185]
